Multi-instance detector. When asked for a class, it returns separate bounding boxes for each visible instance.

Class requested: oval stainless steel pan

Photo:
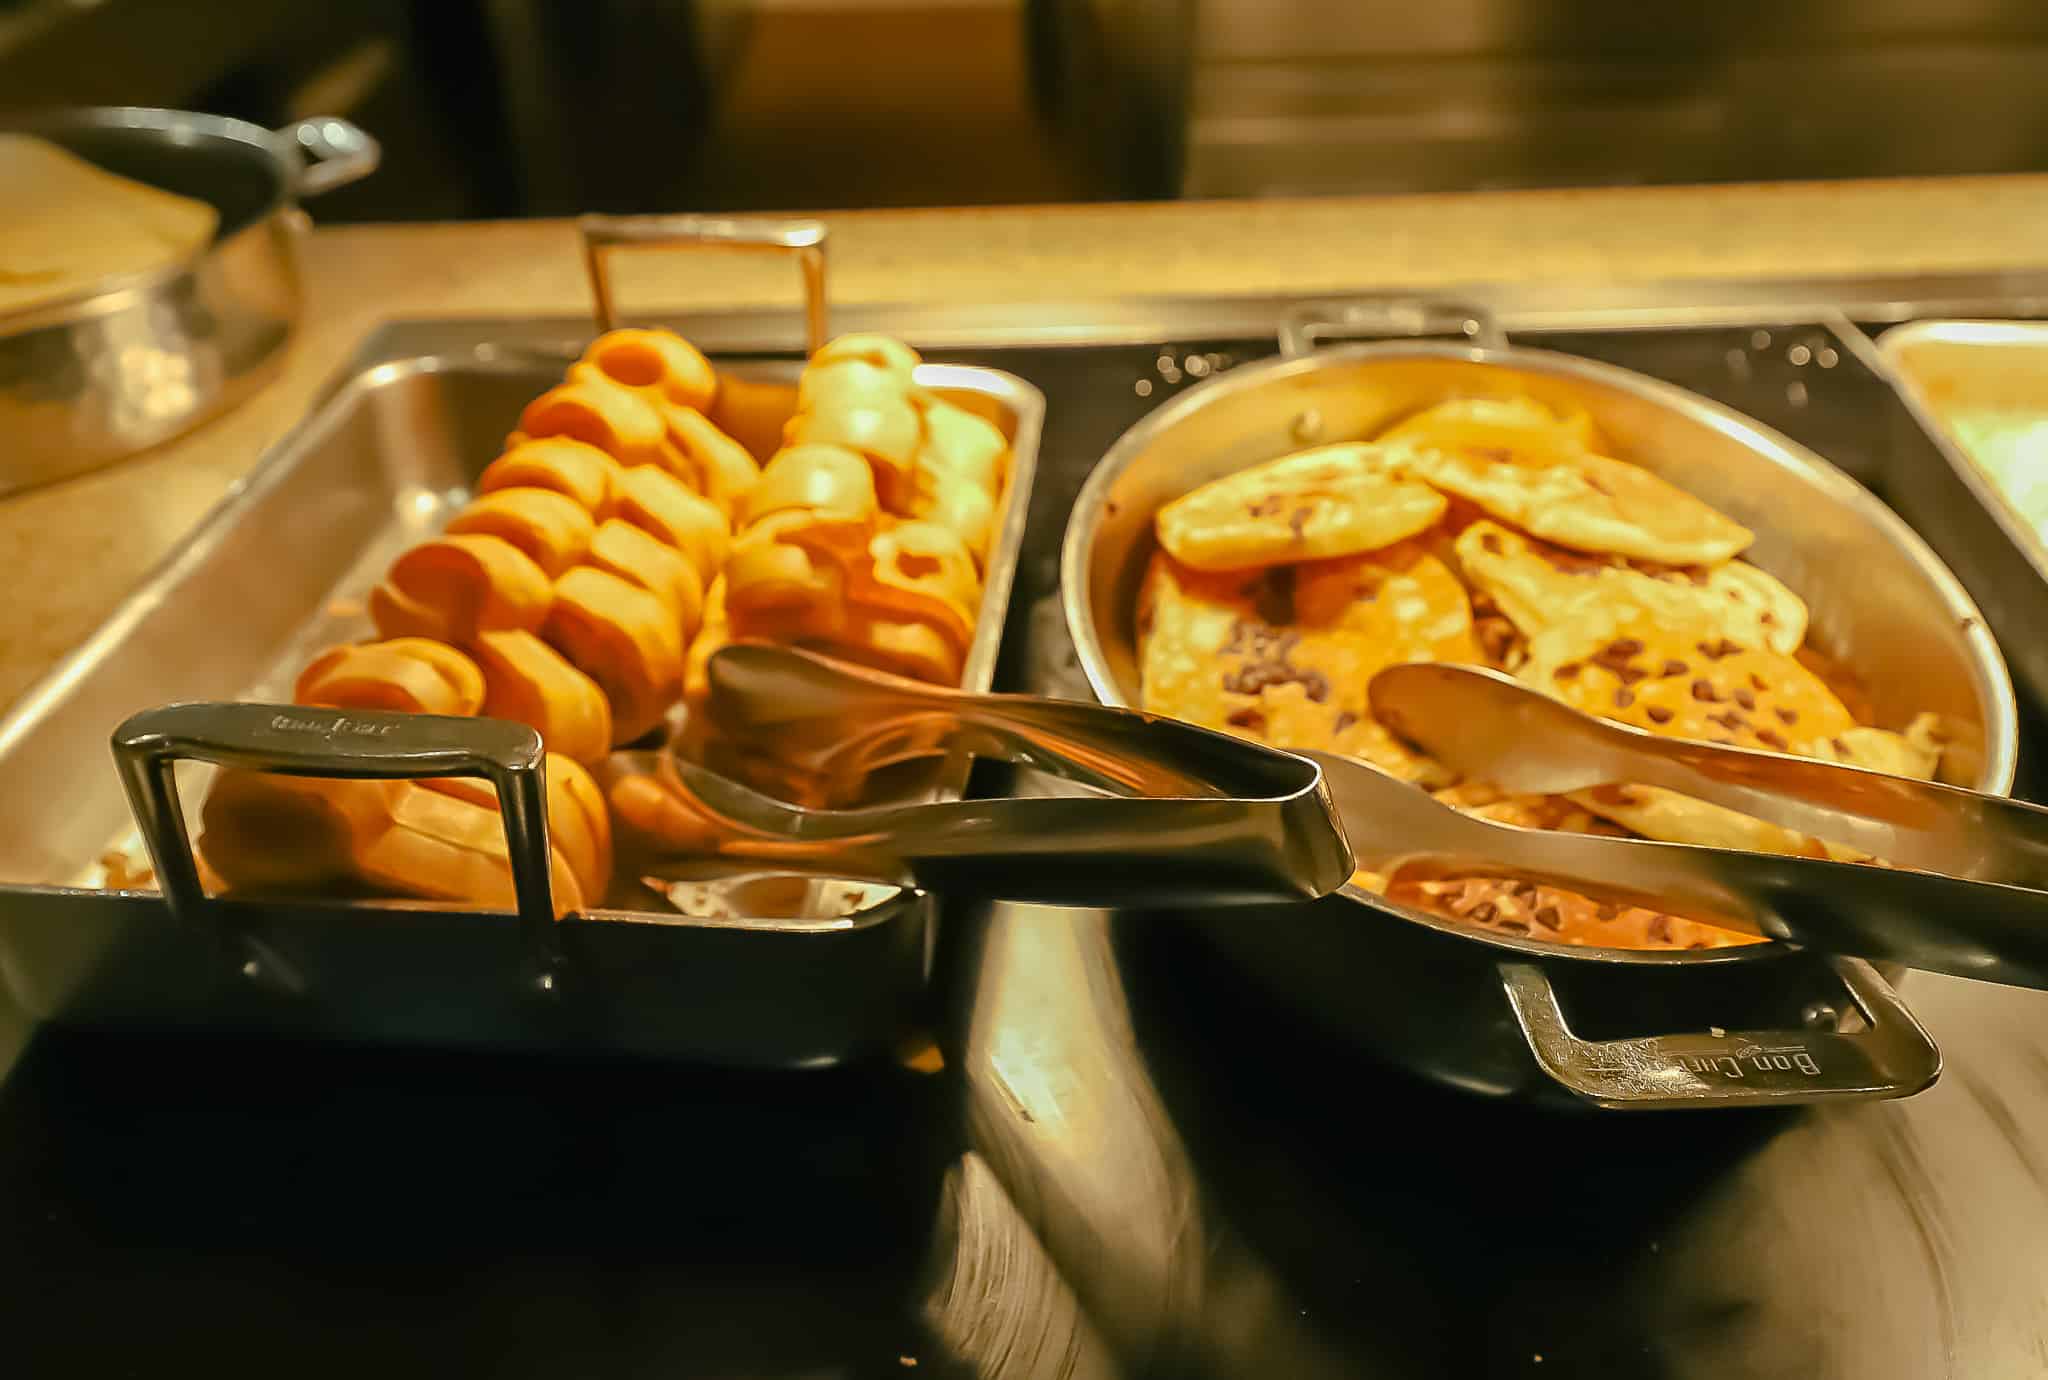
[1060,298,2019,1110]
[0,106,379,494]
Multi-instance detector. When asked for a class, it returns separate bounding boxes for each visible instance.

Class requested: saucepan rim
[0,104,311,334]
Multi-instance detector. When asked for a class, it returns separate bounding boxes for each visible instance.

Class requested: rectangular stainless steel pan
[0,342,1043,1067]
[1865,320,2048,718]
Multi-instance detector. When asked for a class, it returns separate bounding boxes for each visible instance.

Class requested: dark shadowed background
[8,0,2048,219]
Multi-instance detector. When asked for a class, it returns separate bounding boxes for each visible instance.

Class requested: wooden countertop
[12,175,2048,714]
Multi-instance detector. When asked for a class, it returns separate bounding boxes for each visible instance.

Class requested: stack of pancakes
[1138,397,1948,949]
[199,330,1008,912]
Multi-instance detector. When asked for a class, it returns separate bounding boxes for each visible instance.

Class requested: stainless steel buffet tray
[0,339,1043,1068]
[10,258,2048,1075]
[1863,321,2048,717]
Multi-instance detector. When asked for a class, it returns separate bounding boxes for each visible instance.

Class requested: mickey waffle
[198,329,1012,913]
[1139,393,1949,950]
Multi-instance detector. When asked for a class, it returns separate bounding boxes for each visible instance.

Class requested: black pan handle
[109,702,561,987]
[1496,957,1941,1110]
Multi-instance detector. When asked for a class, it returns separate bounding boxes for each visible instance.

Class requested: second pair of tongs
[665,645,1353,908]
[1365,662,2048,989]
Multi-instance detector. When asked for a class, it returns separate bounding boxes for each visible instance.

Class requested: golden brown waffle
[230,328,1001,910]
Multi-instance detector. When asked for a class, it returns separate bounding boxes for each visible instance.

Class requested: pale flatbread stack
[1136,393,1947,950]
[0,134,218,316]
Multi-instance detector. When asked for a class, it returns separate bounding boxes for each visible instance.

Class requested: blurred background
[9,0,2048,220]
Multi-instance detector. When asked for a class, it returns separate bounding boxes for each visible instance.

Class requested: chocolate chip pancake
[1567,783,1855,862]
[1382,395,1751,565]
[1453,519,1807,654]
[1138,542,1477,782]
[1395,445,1754,567]
[1517,605,1857,751]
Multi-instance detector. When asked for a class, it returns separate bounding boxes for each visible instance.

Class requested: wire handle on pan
[109,702,562,991]
[578,214,830,352]
[1498,957,1941,1110]
[1278,297,1506,358]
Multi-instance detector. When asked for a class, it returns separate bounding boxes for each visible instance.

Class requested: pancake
[1379,396,1608,458]
[1154,443,1448,572]
[1517,605,1857,751]
[1453,519,1806,654]
[1564,723,1937,860]
[1393,444,1753,566]
[1567,782,1858,861]
[1137,542,1476,782]
[1806,723,1942,780]
[1514,602,1935,859]
[1430,780,1618,832]
[1386,875,1755,950]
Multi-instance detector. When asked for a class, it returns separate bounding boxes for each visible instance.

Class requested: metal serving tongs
[1362,661,2048,989]
[662,644,1354,908]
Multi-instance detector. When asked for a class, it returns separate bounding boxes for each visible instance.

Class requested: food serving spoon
[1359,661,2048,986]
[680,645,2048,988]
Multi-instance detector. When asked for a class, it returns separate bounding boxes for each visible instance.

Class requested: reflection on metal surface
[962,903,1200,1367]
[953,897,1355,1376]
[924,1153,1118,1379]
[1873,320,2048,722]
